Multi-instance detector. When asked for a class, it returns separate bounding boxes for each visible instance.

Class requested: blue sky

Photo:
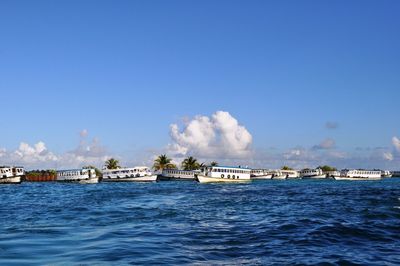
[1,1,400,169]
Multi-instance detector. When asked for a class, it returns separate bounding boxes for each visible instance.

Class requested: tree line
[104,156,337,172]
[103,155,218,171]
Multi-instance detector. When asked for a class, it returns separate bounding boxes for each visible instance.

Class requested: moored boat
[0,166,24,184]
[381,170,392,178]
[282,169,300,179]
[57,168,98,183]
[270,170,287,180]
[197,166,251,183]
[325,170,341,178]
[300,168,327,179]
[334,169,382,181]
[160,169,197,181]
[102,166,157,182]
[250,169,272,180]
[271,169,300,180]
[391,171,400,177]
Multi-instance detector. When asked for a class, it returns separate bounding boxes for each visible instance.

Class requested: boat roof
[163,169,195,172]
[57,168,90,172]
[209,165,251,170]
[103,166,149,171]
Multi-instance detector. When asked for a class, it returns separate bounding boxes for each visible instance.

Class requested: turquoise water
[0,179,399,265]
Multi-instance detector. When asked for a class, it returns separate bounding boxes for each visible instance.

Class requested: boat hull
[0,176,21,184]
[158,175,195,181]
[197,175,251,183]
[79,177,99,184]
[334,176,382,181]
[271,175,287,180]
[102,175,157,182]
[301,175,327,179]
[251,175,273,180]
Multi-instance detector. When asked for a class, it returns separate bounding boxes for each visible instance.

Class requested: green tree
[48,169,57,176]
[318,165,337,172]
[153,154,176,171]
[210,161,218,167]
[281,166,293,170]
[105,158,120,170]
[181,156,200,171]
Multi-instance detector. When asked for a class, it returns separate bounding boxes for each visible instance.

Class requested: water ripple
[0,179,400,265]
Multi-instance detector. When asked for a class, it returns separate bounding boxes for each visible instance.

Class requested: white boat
[102,166,157,182]
[300,168,327,179]
[197,166,251,183]
[270,170,287,180]
[79,177,99,184]
[250,169,272,180]
[57,168,98,183]
[269,169,299,180]
[381,170,392,178]
[334,170,382,181]
[325,171,341,178]
[280,170,299,179]
[161,169,197,181]
[0,166,24,184]
[391,171,400,177]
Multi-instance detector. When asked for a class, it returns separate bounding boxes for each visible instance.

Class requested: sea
[0,178,399,265]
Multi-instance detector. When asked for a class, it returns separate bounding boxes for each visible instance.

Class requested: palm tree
[181,156,200,171]
[153,154,176,171]
[210,161,218,167]
[198,162,209,171]
[105,158,120,170]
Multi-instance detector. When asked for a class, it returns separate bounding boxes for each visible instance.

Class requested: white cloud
[284,148,305,159]
[13,141,58,165]
[0,148,6,158]
[59,131,110,168]
[327,150,347,159]
[312,138,336,150]
[392,136,400,152]
[80,129,88,138]
[169,111,252,159]
[383,152,394,161]
[0,130,111,169]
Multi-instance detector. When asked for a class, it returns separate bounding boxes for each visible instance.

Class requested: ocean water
[0,179,399,265]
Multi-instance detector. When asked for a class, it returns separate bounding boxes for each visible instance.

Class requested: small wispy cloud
[325,122,339,129]
[0,148,6,158]
[383,152,394,161]
[79,129,88,138]
[392,136,400,152]
[312,138,336,150]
